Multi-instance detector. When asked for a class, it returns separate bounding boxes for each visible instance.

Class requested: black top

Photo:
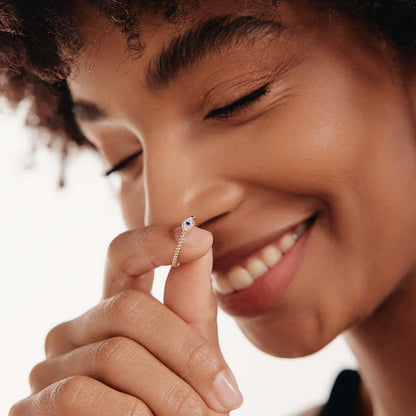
[318,369,361,416]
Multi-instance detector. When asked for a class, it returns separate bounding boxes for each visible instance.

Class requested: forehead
[67,1,318,101]
[68,0,317,78]
[67,0,388,122]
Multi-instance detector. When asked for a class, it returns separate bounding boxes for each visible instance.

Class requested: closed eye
[103,84,271,176]
[103,150,143,176]
[204,83,271,120]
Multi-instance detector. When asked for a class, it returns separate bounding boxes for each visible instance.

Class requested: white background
[0,100,357,416]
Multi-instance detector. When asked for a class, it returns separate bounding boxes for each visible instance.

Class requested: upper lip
[212,213,317,275]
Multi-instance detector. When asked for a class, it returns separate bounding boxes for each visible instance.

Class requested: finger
[164,244,244,411]
[10,375,153,416]
[45,291,241,412]
[30,337,229,416]
[103,223,212,299]
[164,246,217,342]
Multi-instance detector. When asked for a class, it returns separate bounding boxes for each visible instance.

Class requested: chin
[235,311,340,358]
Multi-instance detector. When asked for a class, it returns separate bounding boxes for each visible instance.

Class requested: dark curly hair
[0,0,415,187]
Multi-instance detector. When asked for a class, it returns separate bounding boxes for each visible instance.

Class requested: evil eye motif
[182,216,196,231]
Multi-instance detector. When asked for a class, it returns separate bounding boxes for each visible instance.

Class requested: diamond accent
[182,216,195,231]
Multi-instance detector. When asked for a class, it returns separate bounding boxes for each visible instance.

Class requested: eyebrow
[72,14,287,122]
[146,14,286,90]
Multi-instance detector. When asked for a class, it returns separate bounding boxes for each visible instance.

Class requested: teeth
[261,244,283,267]
[211,217,313,295]
[246,258,269,279]
[279,232,297,253]
[228,266,254,290]
[211,272,235,295]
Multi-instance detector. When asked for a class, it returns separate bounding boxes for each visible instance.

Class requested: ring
[171,216,196,267]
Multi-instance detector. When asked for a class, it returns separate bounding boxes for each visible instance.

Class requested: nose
[143,134,243,229]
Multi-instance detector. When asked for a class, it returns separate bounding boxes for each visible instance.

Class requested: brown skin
[10,0,416,415]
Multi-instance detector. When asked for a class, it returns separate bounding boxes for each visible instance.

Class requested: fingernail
[174,226,212,245]
[213,369,244,410]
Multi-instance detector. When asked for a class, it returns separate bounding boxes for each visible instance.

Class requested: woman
[3,0,416,415]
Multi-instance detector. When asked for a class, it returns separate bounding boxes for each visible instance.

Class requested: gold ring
[171,216,196,267]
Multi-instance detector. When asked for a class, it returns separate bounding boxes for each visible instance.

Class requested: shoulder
[296,403,324,416]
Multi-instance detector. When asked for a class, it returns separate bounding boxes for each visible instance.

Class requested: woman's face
[68,0,416,357]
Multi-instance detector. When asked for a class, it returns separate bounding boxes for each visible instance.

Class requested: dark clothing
[318,369,361,416]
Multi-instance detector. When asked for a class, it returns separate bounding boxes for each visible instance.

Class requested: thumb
[164,226,245,413]
[163,229,218,344]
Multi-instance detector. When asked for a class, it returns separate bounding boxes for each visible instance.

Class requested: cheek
[231,65,416,357]
[119,177,146,229]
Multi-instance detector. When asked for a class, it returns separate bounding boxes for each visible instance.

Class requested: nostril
[199,212,229,229]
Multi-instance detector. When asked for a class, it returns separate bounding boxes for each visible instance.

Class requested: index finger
[103,223,213,299]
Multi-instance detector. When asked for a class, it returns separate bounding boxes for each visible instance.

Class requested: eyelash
[204,83,271,120]
[105,83,270,176]
[104,150,143,176]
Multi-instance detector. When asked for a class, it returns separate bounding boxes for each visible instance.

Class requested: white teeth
[261,244,283,267]
[228,266,254,290]
[211,272,235,295]
[246,258,269,279]
[279,232,297,253]
[212,218,312,294]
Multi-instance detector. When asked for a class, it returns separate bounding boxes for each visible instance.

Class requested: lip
[213,213,318,317]
[212,213,317,276]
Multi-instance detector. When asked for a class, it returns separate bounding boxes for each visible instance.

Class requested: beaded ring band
[171,216,196,268]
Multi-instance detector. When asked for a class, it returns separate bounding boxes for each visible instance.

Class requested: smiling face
[68,0,416,357]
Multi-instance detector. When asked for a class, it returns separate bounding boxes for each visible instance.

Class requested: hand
[9,223,243,415]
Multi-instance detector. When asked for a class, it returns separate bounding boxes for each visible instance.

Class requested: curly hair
[0,0,415,187]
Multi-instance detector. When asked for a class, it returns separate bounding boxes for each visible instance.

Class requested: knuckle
[137,224,160,246]
[165,385,205,416]
[135,225,162,266]
[107,231,127,261]
[186,340,215,373]
[145,248,161,271]
[93,336,134,370]
[107,226,163,275]
[107,231,135,274]
[8,399,25,416]
[49,375,90,412]
[125,399,152,416]
[28,361,47,393]
[104,289,147,322]
[44,321,68,357]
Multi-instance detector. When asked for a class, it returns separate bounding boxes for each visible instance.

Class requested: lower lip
[214,216,317,318]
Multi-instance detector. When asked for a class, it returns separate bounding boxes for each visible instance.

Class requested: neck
[345,269,416,416]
